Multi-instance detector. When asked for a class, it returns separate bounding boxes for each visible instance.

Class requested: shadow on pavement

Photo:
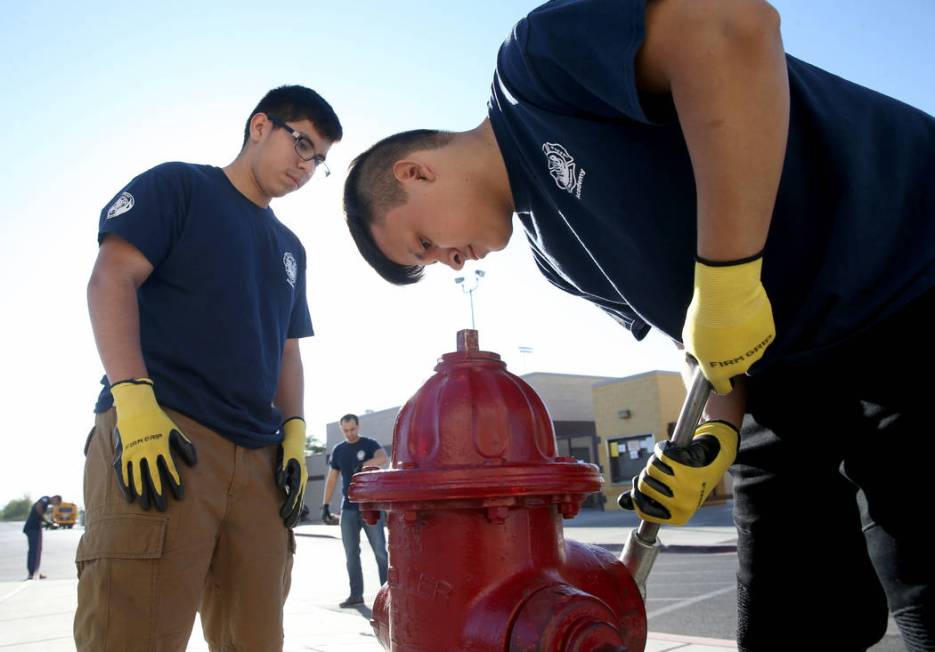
[346,603,373,620]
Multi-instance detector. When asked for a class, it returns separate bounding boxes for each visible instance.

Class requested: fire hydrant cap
[509,584,636,652]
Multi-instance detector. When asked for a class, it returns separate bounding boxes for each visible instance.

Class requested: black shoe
[339,596,364,608]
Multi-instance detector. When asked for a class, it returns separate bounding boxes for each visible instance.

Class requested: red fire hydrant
[350,331,647,651]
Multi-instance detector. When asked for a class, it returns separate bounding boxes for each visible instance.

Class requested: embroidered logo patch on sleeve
[283,252,297,288]
[106,192,135,219]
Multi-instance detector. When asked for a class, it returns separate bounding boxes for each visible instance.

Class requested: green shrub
[1,495,32,521]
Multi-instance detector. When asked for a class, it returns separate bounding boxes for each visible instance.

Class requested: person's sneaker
[339,596,364,608]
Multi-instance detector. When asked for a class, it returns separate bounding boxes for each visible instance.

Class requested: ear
[392,159,435,184]
[248,113,272,144]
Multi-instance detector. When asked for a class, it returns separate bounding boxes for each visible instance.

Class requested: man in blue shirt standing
[23,494,61,580]
[77,85,341,651]
[322,413,389,608]
[342,1,934,650]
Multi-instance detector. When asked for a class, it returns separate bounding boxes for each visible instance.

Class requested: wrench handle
[621,366,712,594]
[636,366,711,543]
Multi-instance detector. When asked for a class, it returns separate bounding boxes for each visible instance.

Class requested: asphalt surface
[0,510,910,650]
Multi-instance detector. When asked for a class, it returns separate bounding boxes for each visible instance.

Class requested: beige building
[593,370,732,510]
[593,371,683,510]
[316,369,729,516]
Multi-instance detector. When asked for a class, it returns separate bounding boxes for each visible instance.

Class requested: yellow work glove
[110,378,197,511]
[618,420,738,525]
[276,417,308,528]
[682,255,775,394]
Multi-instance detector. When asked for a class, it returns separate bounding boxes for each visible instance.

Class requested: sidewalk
[0,515,741,651]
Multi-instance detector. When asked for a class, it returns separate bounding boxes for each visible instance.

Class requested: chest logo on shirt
[105,192,135,219]
[283,252,297,288]
[543,142,586,199]
[356,450,366,461]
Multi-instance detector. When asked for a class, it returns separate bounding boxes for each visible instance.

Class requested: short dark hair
[339,414,359,425]
[344,129,454,285]
[243,85,343,147]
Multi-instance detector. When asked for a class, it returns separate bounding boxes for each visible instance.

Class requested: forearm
[323,470,338,504]
[87,268,147,383]
[273,340,304,419]
[369,449,389,469]
[703,379,746,429]
[643,0,788,260]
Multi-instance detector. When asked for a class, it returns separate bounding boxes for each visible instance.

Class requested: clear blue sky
[1,1,932,506]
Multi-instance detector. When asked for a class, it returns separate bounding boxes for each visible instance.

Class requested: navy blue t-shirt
[23,496,50,532]
[94,162,314,447]
[489,0,935,371]
[330,437,382,511]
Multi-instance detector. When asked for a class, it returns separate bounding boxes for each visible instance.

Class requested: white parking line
[652,570,732,575]
[0,581,32,604]
[646,584,735,619]
[649,631,738,648]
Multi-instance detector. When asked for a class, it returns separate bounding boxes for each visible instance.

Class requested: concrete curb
[596,543,737,554]
[660,544,737,553]
[294,531,340,540]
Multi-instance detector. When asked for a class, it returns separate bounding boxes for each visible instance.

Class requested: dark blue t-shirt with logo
[330,437,382,511]
[94,162,314,448]
[489,0,935,371]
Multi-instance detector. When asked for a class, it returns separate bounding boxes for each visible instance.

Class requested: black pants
[733,291,934,651]
[25,528,42,577]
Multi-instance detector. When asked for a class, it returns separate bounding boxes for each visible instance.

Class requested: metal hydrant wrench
[620,366,714,597]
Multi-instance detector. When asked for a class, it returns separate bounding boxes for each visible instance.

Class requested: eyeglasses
[266,114,330,177]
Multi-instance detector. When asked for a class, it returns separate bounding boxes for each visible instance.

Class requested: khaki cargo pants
[74,408,295,652]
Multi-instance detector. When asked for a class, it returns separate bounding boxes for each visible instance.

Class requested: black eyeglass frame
[266,113,330,177]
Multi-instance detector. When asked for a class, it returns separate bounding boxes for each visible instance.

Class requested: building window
[607,434,655,484]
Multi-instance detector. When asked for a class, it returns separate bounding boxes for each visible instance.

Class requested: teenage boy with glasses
[76,85,341,651]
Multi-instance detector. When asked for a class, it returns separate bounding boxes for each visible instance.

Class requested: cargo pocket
[282,529,297,602]
[83,426,95,456]
[74,513,168,645]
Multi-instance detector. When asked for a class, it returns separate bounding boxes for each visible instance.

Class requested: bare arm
[703,379,746,428]
[637,0,789,261]
[273,339,304,419]
[323,468,339,505]
[87,235,154,383]
[368,448,389,469]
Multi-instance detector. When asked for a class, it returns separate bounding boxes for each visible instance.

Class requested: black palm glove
[321,504,338,525]
[618,421,738,525]
[275,417,308,528]
[111,378,197,511]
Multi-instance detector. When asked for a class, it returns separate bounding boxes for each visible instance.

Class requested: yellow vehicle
[51,502,78,529]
